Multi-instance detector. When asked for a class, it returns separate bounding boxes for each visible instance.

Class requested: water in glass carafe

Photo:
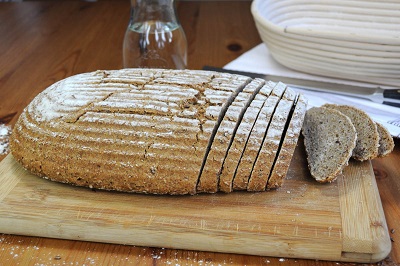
[123,0,187,69]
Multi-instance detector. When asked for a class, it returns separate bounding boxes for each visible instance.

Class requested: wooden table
[0,1,399,265]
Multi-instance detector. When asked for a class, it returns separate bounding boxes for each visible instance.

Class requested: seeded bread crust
[302,107,357,183]
[322,104,379,161]
[376,122,395,157]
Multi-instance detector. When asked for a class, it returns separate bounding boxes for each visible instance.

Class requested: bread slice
[302,107,357,183]
[376,122,395,157]
[322,104,379,161]
[247,87,297,192]
[267,93,308,189]
[218,82,275,193]
[196,78,265,193]
[231,82,286,191]
[10,69,252,195]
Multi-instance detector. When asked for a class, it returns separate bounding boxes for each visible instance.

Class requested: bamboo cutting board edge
[0,148,392,263]
[338,160,392,262]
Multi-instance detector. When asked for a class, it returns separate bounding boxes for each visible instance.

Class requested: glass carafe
[123,0,187,69]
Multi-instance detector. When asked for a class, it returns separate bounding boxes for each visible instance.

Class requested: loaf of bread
[10,69,306,195]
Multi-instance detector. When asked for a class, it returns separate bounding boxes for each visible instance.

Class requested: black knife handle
[383,89,400,100]
[383,101,400,108]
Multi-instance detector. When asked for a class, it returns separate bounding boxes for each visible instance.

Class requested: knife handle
[383,89,400,100]
[383,101,400,108]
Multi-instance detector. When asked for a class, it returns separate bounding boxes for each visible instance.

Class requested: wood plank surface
[0,1,399,265]
[0,139,391,263]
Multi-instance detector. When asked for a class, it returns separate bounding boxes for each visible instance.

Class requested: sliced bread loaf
[196,78,265,193]
[232,82,286,191]
[267,93,308,189]
[322,104,379,161]
[10,69,251,195]
[247,87,297,191]
[302,107,357,183]
[11,68,311,195]
[218,82,275,193]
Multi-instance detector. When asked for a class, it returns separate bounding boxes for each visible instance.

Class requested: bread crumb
[0,124,12,155]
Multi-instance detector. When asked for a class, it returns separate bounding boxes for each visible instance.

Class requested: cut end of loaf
[302,107,357,183]
[302,104,395,184]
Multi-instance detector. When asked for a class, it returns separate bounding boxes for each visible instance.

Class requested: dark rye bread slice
[322,104,379,161]
[266,93,308,189]
[10,69,251,195]
[247,87,297,192]
[232,82,287,191]
[196,78,265,193]
[218,82,275,193]
[376,122,395,157]
[302,107,357,183]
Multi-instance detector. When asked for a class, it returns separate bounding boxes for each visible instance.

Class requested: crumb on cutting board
[0,124,12,155]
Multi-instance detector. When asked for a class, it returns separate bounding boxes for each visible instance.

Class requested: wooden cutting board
[0,141,391,263]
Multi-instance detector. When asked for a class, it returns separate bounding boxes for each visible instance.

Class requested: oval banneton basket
[251,0,400,87]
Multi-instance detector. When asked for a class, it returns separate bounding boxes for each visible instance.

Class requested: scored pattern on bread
[218,82,275,193]
[247,87,296,191]
[196,78,266,193]
[232,82,287,191]
[10,69,307,195]
[21,112,206,194]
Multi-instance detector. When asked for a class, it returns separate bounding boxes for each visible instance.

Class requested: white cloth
[224,43,400,137]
